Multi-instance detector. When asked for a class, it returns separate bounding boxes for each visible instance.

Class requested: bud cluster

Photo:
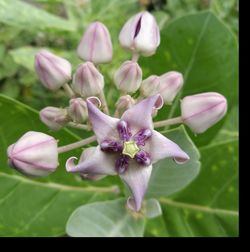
[7,10,227,181]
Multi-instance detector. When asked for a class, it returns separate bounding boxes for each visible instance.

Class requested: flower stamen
[122,141,140,158]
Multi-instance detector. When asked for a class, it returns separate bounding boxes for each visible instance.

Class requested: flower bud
[114,61,142,93]
[68,98,88,123]
[7,131,58,177]
[34,50,71,91]
[119,11,160,56]
[159,71,183,104]
[77,22,113,64]
[40,106,69,130]
[115,95,136,116]
[181,92,227,134]
[72,62,104,97]
[140,75,161,97]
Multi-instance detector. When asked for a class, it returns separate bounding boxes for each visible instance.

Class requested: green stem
[154,116,183,128]
[58,135,97,153]
[62,83,75,98]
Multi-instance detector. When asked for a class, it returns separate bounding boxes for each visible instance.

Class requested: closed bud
[40,106,69,130]
[119,11,160,56]
[7,131,58,177]
[34,50,71,91]
[72,62,104,97]
[140,75,161,97]
[114,61,142,93]
[115,95,136,116]
[77,21,113,64]
[159,71,183,104]
[181,92,227,134]
[68,98,88,123]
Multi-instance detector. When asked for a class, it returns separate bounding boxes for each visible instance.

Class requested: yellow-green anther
[122,141,140,158]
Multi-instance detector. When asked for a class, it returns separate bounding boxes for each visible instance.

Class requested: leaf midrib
[0,172,119,193]
[160,198,238,216]
[166,12,213,121]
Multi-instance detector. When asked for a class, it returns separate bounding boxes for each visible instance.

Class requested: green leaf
[147,126,200,198]
[66,198,145,237]
[0,95,118,236]
[158,111,238,237]
[140,11,238,146]
[9,46,81,72]
[144,199,162,219]
[0,0,76,31]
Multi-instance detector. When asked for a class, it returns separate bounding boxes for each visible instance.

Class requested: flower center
[122,140,140,158]
[100,120,152,174]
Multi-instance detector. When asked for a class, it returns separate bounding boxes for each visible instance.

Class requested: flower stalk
[62,83,75,98]
[98,89,110,115]
[153,116,183,128]
[67,122,91,131]
[58,135,97,154]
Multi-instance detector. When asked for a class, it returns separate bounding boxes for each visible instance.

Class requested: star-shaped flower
[66,94,189,211]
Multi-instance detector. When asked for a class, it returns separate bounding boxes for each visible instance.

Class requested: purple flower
[66,94,189,212]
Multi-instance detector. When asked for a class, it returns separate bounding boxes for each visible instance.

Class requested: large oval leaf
[66,198,145,237]
[140,11,238,146]
[0,95,119,236]
[0,0,76,31]
[146,126,200,198]
[145,107,238,237]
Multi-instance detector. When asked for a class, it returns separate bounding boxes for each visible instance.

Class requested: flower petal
[120,162,152,212]
[66,146,116,175]
[87,99,119,143]
[147,130,190,164]
[121,94,162,130]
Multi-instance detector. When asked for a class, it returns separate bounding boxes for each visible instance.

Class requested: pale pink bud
[140,75,161,97]
[181,92,228,134]
[119,11,160,56]
[115,95,136,116]
[72,62,104,97]
[159,71,183,104]
[77,21,113,64]
[114,61,142,93]
[68,98,88,123]
[40,106,69,131]
[7,131,58,177]
[34,50,71,91]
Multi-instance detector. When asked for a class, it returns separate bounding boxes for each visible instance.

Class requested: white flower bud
[72,62,104,97]
[7,131,58,177]
[34,50,71,91]
[68,98,88,123]
[159,71,183,104]
[77,21,113,64]
[114,61,142,93]
[119,11,160,56]
[181,92,228,134]
[115,95,136,116]
[140,75,161,97]
[40,106,69,131]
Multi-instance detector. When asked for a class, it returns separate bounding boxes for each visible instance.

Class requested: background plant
[0,0,238,237]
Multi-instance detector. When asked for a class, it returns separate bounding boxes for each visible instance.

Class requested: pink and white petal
[147,130,190,164]
[121,94,162,130]
[120,162,152,212]
[87,99,119,143]
[66,146,116,175]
